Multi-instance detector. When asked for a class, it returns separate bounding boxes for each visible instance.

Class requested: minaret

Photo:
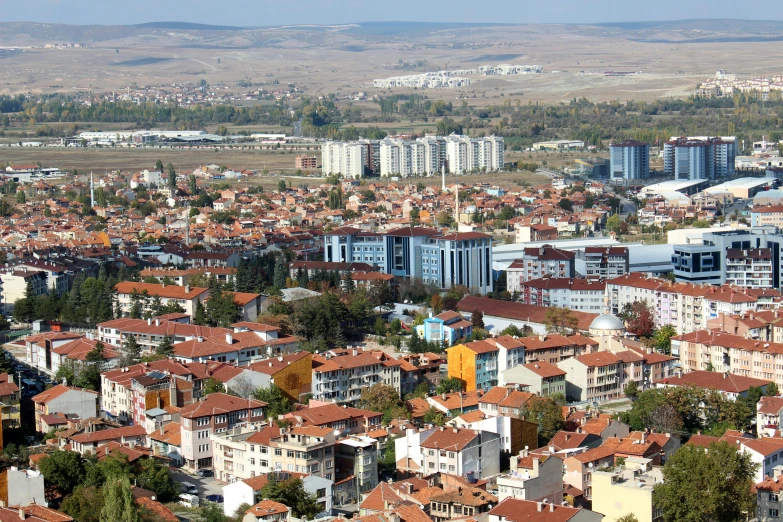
[454,183,459,225]
[441,164,446,192]
[90,172,95,208]
[185,206,191,247]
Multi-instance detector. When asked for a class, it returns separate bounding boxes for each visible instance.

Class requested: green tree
[156,335,174,356]
[615,514,639,522]
[653,325,677,355]
[193,300,207,325]
[606,214,621,233]
[767,382,780,397]
[253,385,294,418]
[155,160,164,171]
[189,174,198,195]
[278,179,287,193]
[558,198,572,211]
[624,380,639,399]
[422,406,446,426]
[100,476,141,522]
[39,450,86,495]
[653,441,757,522]
[15,190,25,204]
[360,383,402,413]
[166,163,177,190]
[258,476,320,519]
[206,290,240,328]
[62,485,104,522]
[119,335,141,366]
[203,377,225,396]
[544,307,578,335]
[436,377,464,394]
[519,396,565,447]
[135,457,180,502]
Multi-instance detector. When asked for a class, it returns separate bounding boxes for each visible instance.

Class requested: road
[722,199,749,223]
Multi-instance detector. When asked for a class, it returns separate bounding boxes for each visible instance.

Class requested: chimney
[18,508,25,519]
[155,318,160,326]
[147,318,152,326]
[226,333,233,344]
[537,502,544,512]
[533,457,540,475]
[185,285,191,293]
[550,503,555,512]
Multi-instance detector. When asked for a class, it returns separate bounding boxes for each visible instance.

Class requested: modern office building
[323,226,493,294]
[671,227,783,288]
[609,140,650,180]
[663,136,737,180]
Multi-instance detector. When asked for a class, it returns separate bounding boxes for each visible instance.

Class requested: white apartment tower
[321,141,368,179]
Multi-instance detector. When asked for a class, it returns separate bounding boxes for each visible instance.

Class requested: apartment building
[580,247,629,279]
[311,349,401,405]
[609,140,650,180]
[506,247,576,292]
[114,282,209,317]
[446,340,499,392]
[31,384,99,433]
[0,268,47,311]
[180,392,267,470]
[518,277,605,313]
[430,486,498,522]
[419,427,501,480]
[752,205,783,228]
[0,374,20,428]
[295,155,318,170]
[757,396,783,434]
[725,248,774,288]
[324,226,493,294]
[591,462,664,522]
[663,136,736,179]
[171,326,302,365]
[515,333,597,365]
[755,472,783,522]
[500,361,567,396]
[557,352,623,403]
[285,402,382,435]
[336,436,379,502]
[211,424,337,483]
[497,447,565,502]
[321,141,369,179]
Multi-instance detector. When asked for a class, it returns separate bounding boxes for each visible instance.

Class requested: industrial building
[703,177,774,199]
[532,140,585,150]
[639,179,710,198]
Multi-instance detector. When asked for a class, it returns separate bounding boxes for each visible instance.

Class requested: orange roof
[114,282,208,300]
[32,384,98,404]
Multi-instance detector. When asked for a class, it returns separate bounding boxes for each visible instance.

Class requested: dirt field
[3,22,783,104]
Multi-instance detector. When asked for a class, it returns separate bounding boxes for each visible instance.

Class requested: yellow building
[591,460,663,522]
[446,341,499,392]
[0,374,20,430]
[248,351,312,401]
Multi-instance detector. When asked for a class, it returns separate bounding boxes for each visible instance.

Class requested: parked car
[196,469,213,478]
[179,494,199,508]
[205,495,224,504]
[180,482,198,495]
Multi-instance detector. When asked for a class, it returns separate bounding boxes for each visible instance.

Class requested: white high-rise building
[321,141,368,179]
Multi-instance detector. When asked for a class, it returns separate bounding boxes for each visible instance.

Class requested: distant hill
[133,21,245,31]
[592,18,783,33]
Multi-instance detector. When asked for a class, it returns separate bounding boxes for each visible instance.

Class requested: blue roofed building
[416,310,473,345]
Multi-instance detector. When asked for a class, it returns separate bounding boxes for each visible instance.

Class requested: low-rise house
[429,485,497,522]
[68,425,148,455]
[32,385,99,433]
[489,497,603,522]
[223,472,332,519]
[399,353,446,397]
[478,385,534,418]
[114,282,210,317]
[0,373,21,428]
[149,422,183,466]
[758,396,783,436]
[171,325,302,365]
[657,370,771,400]
[496,447,565,502]
[419,427,501,480]
[243,499,290,522]
[500,361,566,396]
[284,402,383,434]
[416,311,473,345]
[755,471,783,522]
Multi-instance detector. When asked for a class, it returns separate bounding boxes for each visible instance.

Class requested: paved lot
[172,469,226,499]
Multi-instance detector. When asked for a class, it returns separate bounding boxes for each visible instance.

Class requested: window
[275,448,282,456]
[197,417,209,427]
[287,450,295,458]
[771,509,780,517]
[261,460,268,467]
[448,452,455,459]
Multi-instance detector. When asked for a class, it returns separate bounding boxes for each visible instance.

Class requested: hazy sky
[1,0,769,26]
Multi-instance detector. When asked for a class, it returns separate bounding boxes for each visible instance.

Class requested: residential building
[223,472,332,519]
[67,425,148,455]
[496,447,565,502]
[514,223,558,244]
[557,352,622,403]
[419,427,501,480]
[656,367,770,399]
[0,268,46,312]
[415,311,473,345]
[335,435,379,502]
[752,205,783,228]
[149,422,183,465]
[755,472,783,522]
[5,467,47,508]
[324,227,493,294]
[244,499,290,522]
[0,374,20,428]
[246,352,313,401]
[114,282,210,317]
[518,278,605,313]
[430,485,498,522]
[663,136,736,179]
[477,385,534,418]
[283,402,382,435]
[180,393,267,470]
[31,385,99,433]
[609,140,650,180]
[488,498,603,522]
[591,462,664,522]
[171,325,302,365]
[580,247,629,279]
[311,349,401,405]
[211,424,336,483]
[446,340,499,392]
[758,396,783,435]
[295,155,318,170]
[506,247,577,292]
[398,352,446,397]
[516,333,597,365]
[321,141,371,179]
[499,361,567,396]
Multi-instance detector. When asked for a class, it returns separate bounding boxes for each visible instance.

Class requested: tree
[189,174,198,195]
[558,198,572,211]
[135,457,180,502]
[39,450,86,495]
[278,179,287,193]
[436,377,464,395]
[767,381,780,397]
[273,255,287,289]
[360,383,402,413]
[206,290,240,327]
[62,485,104,522]
[606,214,621,233]
[653,441,757,522]
[203,377,225,396]
[544,307,578,335]
[258,476,320,519]
[155,160,164,171]
[519,396,565,447]
[615,514,639,522]
[119,335,141,367]
[166,163,177,190]
[422,406,445,426]
[624,380,639,399]
[15,190,25,204]
[471,309,484,329]
[430,294,443,315]
[193,300,207,326]
[626,301,656,338]
[254,385,294,418]
[156,335,173,356]
[653,325,677,355]
[100,476,141,522]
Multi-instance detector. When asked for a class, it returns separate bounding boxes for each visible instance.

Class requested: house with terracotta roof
[518,277,605,313]
[246,352,313,402]
[31,385,99,434]
[457,296,598,336]
[48,336,120,375]
[114,282,210,318]
[243,499,290,522]
[284,401,383,434]
[149,422,183,465]
[311,349,402,405]
[398,353,446,397]
[171,326,302,366]
[657,369,771,400]
[557,352,623,403]
[0,505,73,522]
[223,471,333,519]
[478,385,534,418]
[500,361,566,397]
[67,425,148,455]
[496,446,564,503]
[24,332,83,374]
[488,497,602,522]
[575,415,630,442]
[180,392,267,470]
[418,426,501,480]
[754,470,783,522]
[429,484,497,522]
[426,390,484,415]
[758,396,783,435]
